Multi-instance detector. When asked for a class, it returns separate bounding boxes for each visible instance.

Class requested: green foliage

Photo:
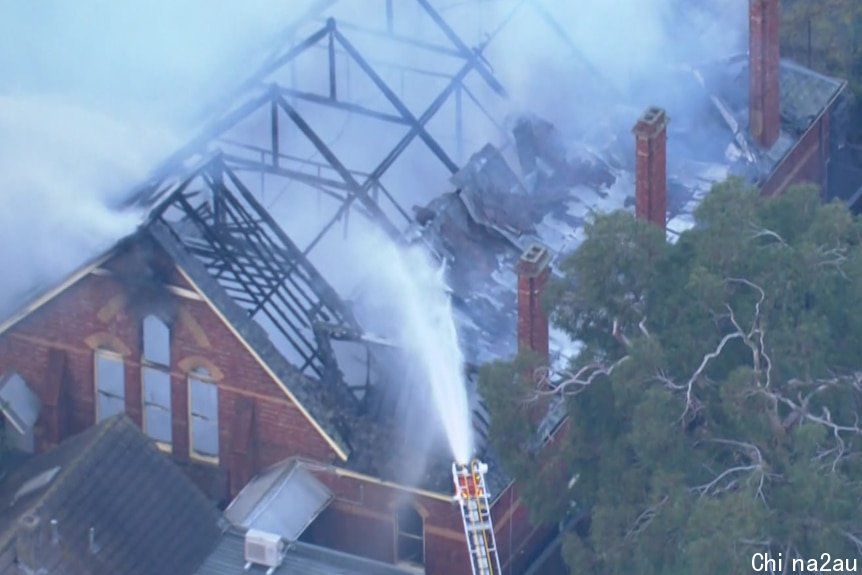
[479,181,862,573]
[782,0,862,103]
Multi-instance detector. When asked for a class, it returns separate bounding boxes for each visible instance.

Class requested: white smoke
[440,0,748,141]
[0,0,320,310]
[0,0,752,461]
[0,96,173,312]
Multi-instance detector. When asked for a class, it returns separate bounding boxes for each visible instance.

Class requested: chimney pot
[517,244,551,363]
[50,519,59,545]
[633,106,669,230]
[16,514,41,570]
[749,0,781,148]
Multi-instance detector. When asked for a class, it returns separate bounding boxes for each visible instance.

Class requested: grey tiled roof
[699,55,846,168]
[0,415,221,575]
[780,60,846,132]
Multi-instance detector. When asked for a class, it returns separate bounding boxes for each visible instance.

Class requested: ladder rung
[466,523,492,531]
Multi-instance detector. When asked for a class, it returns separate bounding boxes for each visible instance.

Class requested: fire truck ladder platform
[452,460,502,575]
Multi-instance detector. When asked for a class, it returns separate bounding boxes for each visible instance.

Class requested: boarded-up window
[142,316,172,447]
[142,367,172,445]
[95,351,125,422]
[189,368,218,461]
[396,506,424,565]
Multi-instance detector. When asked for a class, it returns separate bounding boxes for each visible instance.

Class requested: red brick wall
[749,0,781,148]
[494,482,545,574]
[517,245,551,364]
[762,111,830,197]
[305,469,550,575]
[517,271,550,361]
[305,471,469,573]
[633,107,668,230]
[0,236,550,573]
[0,238,339,501]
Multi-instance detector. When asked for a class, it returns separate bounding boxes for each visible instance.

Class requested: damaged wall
[0,237,341,502]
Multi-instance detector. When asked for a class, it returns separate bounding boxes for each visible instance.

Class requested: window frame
[187,368,219,465]
[395,505,425,567]
[141,315,173,452]
[94,348,126,423]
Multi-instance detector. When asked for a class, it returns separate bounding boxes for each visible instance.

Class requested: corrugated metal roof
[196,531,416,575]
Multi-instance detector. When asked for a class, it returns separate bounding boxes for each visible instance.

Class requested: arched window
[94,349,125,422]
[396,505,424,566]
[143,315,171,365]
[142,315,172,449]
[188,367,219,463]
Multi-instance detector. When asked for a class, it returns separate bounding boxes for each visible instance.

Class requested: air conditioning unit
[244,529,284,570]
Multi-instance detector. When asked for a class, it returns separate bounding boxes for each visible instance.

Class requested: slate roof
[699,55,846,174]
[196,530,415,575]
[0,414,221,575]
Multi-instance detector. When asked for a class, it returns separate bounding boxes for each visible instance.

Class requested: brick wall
[0,237,339,502]
[0,234,550,573]
[762,111,831,197]
[305,470,469,573]
[517,245,551,363]
[749,0,781,148]
[633,106,669,230]
[304,468,550,575]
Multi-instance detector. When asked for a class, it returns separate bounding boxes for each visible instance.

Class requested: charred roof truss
[148,154,359,378]
[130,1,515,257]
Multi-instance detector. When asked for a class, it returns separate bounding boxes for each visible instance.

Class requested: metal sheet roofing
[196,531,416,575]
[224,460,333,542]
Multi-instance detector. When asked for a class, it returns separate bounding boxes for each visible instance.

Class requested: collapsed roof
[0,0,847,497]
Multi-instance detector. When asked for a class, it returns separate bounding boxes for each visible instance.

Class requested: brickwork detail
[750,0,780,148]
[633,106,669,230]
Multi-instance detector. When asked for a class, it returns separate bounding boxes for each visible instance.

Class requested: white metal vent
[244,529,284,572]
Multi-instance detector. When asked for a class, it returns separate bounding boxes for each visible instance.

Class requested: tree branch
[532,355,631,398]
[679,331,743,423]
[693,438,769,501]
[624,495,669,541]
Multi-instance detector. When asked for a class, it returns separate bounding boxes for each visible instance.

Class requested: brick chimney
[749,0,780,148]
[517,244,551,363]
[632,106,669,230]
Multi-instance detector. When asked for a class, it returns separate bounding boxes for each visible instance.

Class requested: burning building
[0,1,849,574]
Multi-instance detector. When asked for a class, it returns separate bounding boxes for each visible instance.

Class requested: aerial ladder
[452,460,502,575]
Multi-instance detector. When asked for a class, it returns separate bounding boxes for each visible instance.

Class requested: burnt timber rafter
[148,154,359,378]
[129,1,513,257]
